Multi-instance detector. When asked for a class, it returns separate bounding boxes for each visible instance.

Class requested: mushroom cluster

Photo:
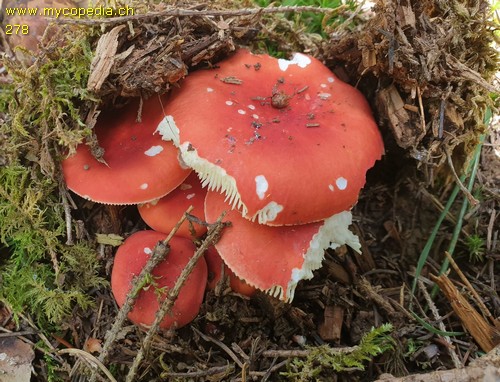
[62,49,383,329]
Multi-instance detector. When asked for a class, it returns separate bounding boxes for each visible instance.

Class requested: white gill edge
[267,210,362,302]
[156,115,283,224]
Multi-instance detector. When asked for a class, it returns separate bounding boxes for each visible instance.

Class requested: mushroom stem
[125,212,229,382]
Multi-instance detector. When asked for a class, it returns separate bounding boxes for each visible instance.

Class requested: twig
[163,365,235,378]
[0,330,36,338]
[97,206,194,366]
[60,184,74,246]
[54,5,345,26]
[417,278,462,369]
[193,326,245,369]
[125,212,229,382]
[445,147,479,206]
[416,86,426,134]
[58,348,117,382]
[262,346,358,358]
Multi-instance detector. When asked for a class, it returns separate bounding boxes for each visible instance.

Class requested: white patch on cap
[238,109,246,115]
[144,247,153,255]
[226,100,233,106]
[336,177,348,190]
[255,175,268,200]
[144,145,164,157]
[327,77,335,83]
[278,53,312,71]
[320,83,327,88]
[318,93,332,100]
[140,183,148,190]
[156,115,180,146]
[328,184,334,192]
[207,87,214,92]
[186,193,196,200]
[252,114,259,119]
[305,94,311,101]
[248,105,256,110]
[257,201,284,224]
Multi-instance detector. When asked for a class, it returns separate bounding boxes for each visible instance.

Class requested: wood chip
[431,273,500,352]
[87,25,126,92]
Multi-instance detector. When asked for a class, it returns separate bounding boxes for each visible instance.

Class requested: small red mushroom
[111,230,207,329]
[158,49,384,225]
[138,173,207,238]
[204,190,361,301]
[204,246,256,297]
[62,96,190,205]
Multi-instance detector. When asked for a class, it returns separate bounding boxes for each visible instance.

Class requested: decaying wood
[327,0,497,171]
[376,343,500,382]
[431,273,500,353]
[376,84,423,149]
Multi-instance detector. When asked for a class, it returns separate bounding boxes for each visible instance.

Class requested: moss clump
[282,324,395,381]
[0,26,105,325]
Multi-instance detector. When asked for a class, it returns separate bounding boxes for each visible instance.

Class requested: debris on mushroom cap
[111,230,207,329]
[204,246,256,297]
[204,190,361,302]
[62,96,191,205]
[138,173,208,238]
[158,49,384,226]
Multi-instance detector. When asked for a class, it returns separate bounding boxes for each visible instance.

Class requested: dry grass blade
[58,348,117,382]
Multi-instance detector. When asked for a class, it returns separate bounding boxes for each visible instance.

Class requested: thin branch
[97,206,194,365]
[163,365,235,378]
[53,6,345,26]
[262,347,358,358]
[193,327,246,369]
[445,147,479,206]
[417,278,462,369]
[125,212,229,382]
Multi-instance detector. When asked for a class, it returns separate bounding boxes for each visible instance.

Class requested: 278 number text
[5,24,30,35]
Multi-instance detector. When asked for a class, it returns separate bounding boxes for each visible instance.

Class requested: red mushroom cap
[159,49,384,225]
[138,173,207,238]
[204,190,361,301]
[62,96,190,205]
[111,230,207,329]
[204,246,256,297]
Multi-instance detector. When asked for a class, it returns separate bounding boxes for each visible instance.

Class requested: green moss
[0,165,106,325]
[282,324,395,381]
[0,27,105,325]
